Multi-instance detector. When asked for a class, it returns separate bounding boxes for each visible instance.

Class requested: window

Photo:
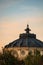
[21,50,25,55]
[11,50,18,57]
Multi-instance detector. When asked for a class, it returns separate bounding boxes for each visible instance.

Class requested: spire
[25,24,31,34]
[27,24,29,28]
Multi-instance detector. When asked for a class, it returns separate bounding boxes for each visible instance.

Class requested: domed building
[4,24,43,60]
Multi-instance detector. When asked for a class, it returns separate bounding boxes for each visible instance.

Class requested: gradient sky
[0,0,43,50]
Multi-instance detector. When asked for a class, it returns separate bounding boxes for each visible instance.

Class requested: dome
[5,24,43,48]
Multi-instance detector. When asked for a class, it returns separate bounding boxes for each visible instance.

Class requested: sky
[0,0,43,50]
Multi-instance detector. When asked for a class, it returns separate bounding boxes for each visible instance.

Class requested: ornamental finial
[25,24,31,33]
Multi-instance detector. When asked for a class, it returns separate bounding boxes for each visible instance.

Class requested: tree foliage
[24,49,43,65]
[0,49,19,65]
[0,49,43,65]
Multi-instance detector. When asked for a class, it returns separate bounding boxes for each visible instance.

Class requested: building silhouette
[4,24,43,60]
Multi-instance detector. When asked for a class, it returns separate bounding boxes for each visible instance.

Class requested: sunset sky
[0,0,43,50]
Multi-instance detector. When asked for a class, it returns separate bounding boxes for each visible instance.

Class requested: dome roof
[5,25,43,48]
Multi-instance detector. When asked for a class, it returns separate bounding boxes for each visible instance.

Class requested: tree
[24,50,42,65]
[33,49,41,65]
[0,49,19,65]
[0,49,43,65]
[24,51,33,65]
